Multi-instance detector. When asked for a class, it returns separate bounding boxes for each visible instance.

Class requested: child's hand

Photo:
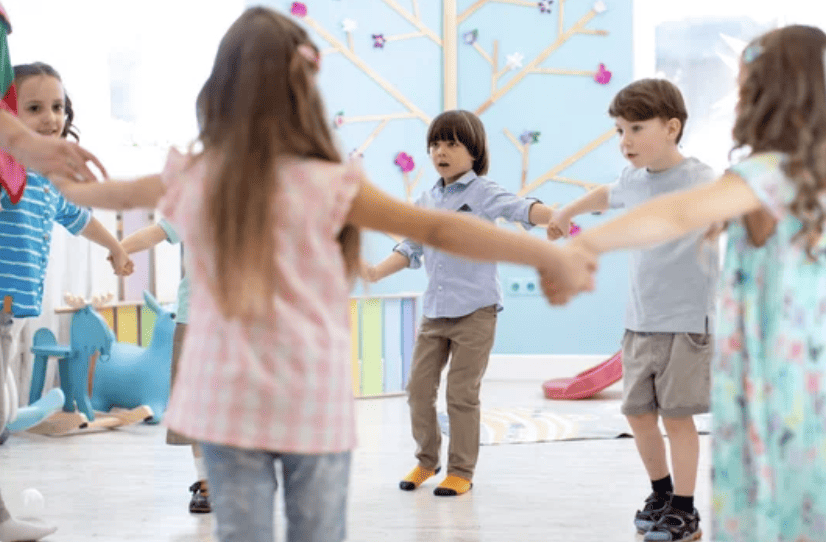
[108,249,134,276]
[547,210,572,241]
[361,261,379,283]
[538,242,597,305]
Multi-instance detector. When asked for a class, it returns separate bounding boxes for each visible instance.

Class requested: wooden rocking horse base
[25,405,154,437]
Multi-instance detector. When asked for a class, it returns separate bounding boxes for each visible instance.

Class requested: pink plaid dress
[160,149,360,453]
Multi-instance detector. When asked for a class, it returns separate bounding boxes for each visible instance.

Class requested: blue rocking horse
[29,305,114,422]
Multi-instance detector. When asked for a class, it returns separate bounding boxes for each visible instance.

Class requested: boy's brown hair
[426,110,489,175]
[608,78,688,144]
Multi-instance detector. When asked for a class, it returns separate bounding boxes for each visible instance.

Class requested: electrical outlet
[505,278,540,296]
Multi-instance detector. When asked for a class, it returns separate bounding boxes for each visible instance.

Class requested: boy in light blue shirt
[365,110,556,496]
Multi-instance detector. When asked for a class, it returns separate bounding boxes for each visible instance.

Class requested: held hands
[546,209,572,241]
[537,241,598,305]
[107,248,134,276]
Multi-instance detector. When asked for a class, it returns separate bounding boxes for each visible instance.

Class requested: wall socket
[505,277,540,296]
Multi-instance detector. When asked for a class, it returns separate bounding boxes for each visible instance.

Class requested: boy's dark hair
[13,62,79,141]
[608,78,688,144]
[426,110,489,175]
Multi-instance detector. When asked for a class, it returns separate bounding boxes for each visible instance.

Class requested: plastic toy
[542,350,622,400]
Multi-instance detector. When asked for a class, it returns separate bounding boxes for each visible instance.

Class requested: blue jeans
[200,443,350,542]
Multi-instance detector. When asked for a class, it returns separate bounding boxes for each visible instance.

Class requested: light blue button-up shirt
[0,171,91,317]
[394,170,538,319]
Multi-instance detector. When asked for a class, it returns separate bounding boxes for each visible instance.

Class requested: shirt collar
[433,169,478,190]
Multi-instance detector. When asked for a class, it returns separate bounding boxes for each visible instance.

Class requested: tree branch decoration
[468,0,610,115]
[292,0,617,228]
[292,2,434,158]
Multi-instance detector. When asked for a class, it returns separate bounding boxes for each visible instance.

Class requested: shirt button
[438,286,443,291]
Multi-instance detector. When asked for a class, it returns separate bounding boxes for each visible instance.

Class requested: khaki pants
[406,306,497,480]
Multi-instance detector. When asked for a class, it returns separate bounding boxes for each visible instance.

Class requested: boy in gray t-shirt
[548,79,716,542]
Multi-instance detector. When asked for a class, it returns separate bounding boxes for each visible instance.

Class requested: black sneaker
[643,503,702,542]
[634,491,672,534]
[188,481,212,513]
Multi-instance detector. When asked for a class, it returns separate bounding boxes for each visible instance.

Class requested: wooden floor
[0,376,711,542]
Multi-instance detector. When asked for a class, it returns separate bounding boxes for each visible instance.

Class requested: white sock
[0,517,57,542]
[193,456,207,482]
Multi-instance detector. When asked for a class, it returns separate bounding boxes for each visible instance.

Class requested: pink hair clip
[297,44,320,68]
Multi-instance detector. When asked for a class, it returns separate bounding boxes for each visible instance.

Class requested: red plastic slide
[542,350,622,400]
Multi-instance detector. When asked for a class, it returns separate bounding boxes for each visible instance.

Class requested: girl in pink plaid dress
[51,7,595,542]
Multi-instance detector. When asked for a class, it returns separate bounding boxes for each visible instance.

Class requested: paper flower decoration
[538,1,554,13]
[519,131,541,145]
[333,111,345,128]
[569,222,581,236]
[463,29,479,45]
[594,63,612,84]
[593,1,607,13]
[505,52,524,70]
[372,34,386,49]
[341,18,357,32]
[290,2,307,17]
[395,152,415,173]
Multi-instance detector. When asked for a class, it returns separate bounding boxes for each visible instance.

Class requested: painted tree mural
[286,0,621,204]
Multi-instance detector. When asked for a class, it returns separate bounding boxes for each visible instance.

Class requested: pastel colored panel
[382,298,403,393]
[349,299,360,396]
[360,298,383,396]
[140,304,156,347]
[122,211,152,301]
[116,305,139,345]
[99,307,115,333]
[401,298,416,387]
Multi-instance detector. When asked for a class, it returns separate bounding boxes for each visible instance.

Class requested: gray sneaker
[634,492,671,534]
[643,503,702,542]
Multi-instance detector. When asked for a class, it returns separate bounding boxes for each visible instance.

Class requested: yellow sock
[399,465,440,490]
[434,474,472,496]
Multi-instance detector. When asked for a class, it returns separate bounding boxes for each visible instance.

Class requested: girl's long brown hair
[196,7,360,320]
[733,25,826,258]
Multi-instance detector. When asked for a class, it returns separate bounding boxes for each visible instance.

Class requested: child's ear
[667,118,682,141]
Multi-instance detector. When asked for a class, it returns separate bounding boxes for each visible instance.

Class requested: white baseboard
[484,354,614,382]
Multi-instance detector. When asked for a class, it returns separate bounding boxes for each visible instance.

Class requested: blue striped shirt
[394,170,538,318]
[0,171,91,316]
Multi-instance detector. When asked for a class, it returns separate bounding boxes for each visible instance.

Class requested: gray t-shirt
[608,157,718,334]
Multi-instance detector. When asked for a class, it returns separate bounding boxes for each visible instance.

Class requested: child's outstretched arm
[362,252,410,283]
[347,179,596,304]
[80,217,133,276]
[120,223,169,254]
[571,172,762,257]
[547,185,609,240]
[52,174,164,210]
[0,109,107,182]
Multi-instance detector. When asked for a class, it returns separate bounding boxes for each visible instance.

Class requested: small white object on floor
[21,488,45,516]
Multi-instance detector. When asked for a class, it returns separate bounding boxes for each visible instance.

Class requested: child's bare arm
[120,223,169,254]
[571,172,762,256]
[548,185,609,240]
[52,174,165,210]
[527,202,553,226]
[363,252,409,282]
[0,109,106,181]
[347,178,596,304]
[80,217,133,275]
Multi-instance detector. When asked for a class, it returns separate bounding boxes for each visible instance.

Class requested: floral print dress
[713,152,826,542]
